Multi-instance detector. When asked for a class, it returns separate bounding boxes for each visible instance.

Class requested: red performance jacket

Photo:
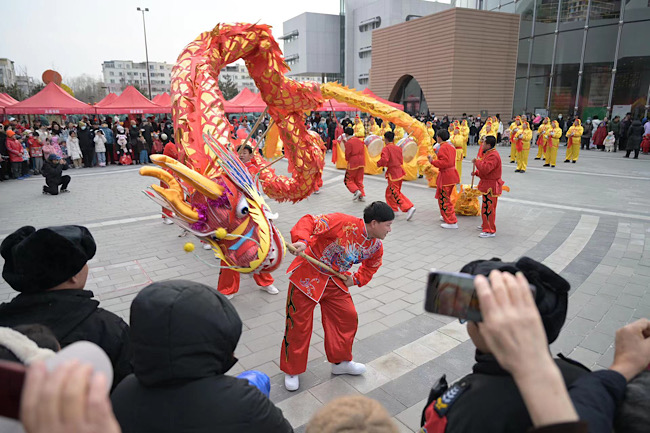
[345,136,365,170]
[288,213,383,303]
[6,138,24,163]
[432,141,460,187]
[475,148,504,196]
[377,143,405,181]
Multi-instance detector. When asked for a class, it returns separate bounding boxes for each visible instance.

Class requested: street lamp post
[136,7,152,99]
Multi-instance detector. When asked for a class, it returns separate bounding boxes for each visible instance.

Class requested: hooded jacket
[111,280,292,433]
[566,119,584,148]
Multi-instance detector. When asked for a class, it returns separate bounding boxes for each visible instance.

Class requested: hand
[471,158,477,163]
[290,242,307,256]
[609,318,650,381]
[343,275,354,287]
[20,361,121,433]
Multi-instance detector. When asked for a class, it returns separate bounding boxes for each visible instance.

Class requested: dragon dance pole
[286,244,348,281]
[241,106,268,149]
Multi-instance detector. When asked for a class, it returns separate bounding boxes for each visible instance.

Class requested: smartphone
[0,361,26,420]
[424,270,536,322]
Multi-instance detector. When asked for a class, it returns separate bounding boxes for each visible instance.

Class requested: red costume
[377,142,413,212]
[432,141,460,224]
[344,136,365,198]
[281,213,383,375]
[474,148,503,234]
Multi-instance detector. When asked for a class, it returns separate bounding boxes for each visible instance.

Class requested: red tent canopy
[317,98,358,112]
[224,88,267,113]
[5,82,95,115]
[361,88,404,110]
[95,86,169,114]
[1,93,18,105]
[152,92,171,107]
[94,93,118,108]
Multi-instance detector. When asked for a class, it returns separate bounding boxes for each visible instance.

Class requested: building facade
[16,75,35,96]
[0,58,16,88]
[485,0,650,119]
[102,60,173,97]
[219,64,260,92]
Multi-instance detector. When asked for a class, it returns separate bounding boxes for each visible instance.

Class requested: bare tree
[65,74,107,104]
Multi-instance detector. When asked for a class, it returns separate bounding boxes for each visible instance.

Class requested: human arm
[353,243,383,287]
[376,147,389,167]
[431,146,455,169]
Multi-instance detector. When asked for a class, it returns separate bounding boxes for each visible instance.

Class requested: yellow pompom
[215,228,228,240]
[183,242,195,253]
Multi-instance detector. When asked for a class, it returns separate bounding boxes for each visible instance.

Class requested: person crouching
[42,154,70,195]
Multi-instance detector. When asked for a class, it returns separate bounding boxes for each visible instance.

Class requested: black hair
[363,201,395,224]
[384,131,395,142]
[485,135,497,148]
[436,129,450,141]
[344,127,354,136]
[237,144,253,154]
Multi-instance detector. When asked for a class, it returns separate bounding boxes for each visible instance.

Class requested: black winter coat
[41,159,68,183]
[77,128,93,150]
[0,289,133,387]
[626,120,643,150]
[111,280,293,433]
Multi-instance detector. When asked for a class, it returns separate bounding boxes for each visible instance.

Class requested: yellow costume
[509,117,522,164]
[451,127,464,181]
[426,121,435,141]
[353,117,365,138]
[369,118,380,136]
[461,120,469,158]
[515,122,533,172]
[564,119,583,163]
[394,126,406,143]
[544,120,562,167]
[535,118,550,160]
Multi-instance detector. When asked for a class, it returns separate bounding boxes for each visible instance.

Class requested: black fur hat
[1,225,96,293]
[460,256,570,344]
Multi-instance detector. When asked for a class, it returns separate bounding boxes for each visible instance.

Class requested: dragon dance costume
[281,213,383,376]
[377,141,414,214]
[474,147,504,235]
[432,141,460,225]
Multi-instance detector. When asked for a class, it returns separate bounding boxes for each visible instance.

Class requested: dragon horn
[149,154,224,200]
[139,166,199,222]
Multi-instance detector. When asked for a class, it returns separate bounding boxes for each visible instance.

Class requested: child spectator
[68,131,83,168]
[6,130,25,179]
[136,133,148,165]
[59,139,71,166]
[20,134,31,178]
[604,131,616,153]
[28,132,43,174]
[151,132,163,155]
[94,129,107,167]
[116,126,132,165]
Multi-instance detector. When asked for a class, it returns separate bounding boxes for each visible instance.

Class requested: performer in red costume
[215,144,279,299]
[343,127,366,202]
[472,135,504,238]
[377,131,416,221]
[431,130,460,229]
[281,202,395,391]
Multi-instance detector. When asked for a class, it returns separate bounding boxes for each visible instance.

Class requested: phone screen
[424,271,482,322]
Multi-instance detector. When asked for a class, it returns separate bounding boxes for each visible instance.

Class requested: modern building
[484,0,650,119]
[370,8,520,118]
[102,60,173,97]
[16,75,36,96]
[219,64,259,92]
[0,58,16,88]
[280,12,342,83]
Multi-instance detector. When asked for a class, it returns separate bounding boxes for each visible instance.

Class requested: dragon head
[140,138,285,274]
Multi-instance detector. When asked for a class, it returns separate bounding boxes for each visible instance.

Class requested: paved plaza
[1,145,649,432]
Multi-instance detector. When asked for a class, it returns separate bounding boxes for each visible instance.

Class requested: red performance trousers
[437,185,457,224]
[481,193,498,233]
[386,179,413,212]
[344,168,365,197]
[217,269,274,295]
[280,281,358,375]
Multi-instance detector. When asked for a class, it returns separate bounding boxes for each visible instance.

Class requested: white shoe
[477,225,484,230]
[352,190,361,201]
[479,232,496,238]
[358,195,365,202]
[406,207,416,221]
[261,284,279,295]
[331,361,366,376]
[224,294,235,300]
[441,223,458,229]
[203,243,213,250]
[439,216,445,222]
[285,374,299,391]
[162,218,174,225]
[313,189,320,194]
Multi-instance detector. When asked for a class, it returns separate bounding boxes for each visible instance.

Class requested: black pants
[82,147,94,167]
[44,175,71,195]
[105,143,114,164]
[625,149,640,159]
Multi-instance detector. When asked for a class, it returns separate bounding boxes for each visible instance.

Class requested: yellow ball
[183,242,195,253]
[215,228,228,240]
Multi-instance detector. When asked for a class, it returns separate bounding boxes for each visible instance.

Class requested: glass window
[514,78,528,115]
[535,0,559,35]
[517,38,532,78]
[530,33,555,77]
[528,75,550,113]
[579,24,618,117]
[501,2,516,13]
[590,0,620,25]
[517,0,536,37]
[550,30,583,117]
[612,21,650,118]
[559,0,587,31]
[623,0,650,22]
[486,0,500,11]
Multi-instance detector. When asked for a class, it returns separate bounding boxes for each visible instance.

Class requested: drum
[398,137,418,162]
[365,135,384,157]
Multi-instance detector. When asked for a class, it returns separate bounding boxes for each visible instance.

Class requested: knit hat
[1,225,97,293]
[6,130,15,138]
[459,256,569,344]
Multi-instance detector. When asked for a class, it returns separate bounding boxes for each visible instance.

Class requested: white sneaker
[313,189,320,194]
[352,190,361,201]
[441,223,459,229]
[203,243,213,250]
[331,361,366,376]
[358,195,365,202]
[261,284,279,295]
[224,294,235,300]
[477,225,484,230]
[479,232,496,238]
[285,374,299,391]
[406,207,416,221]
[162,218,174,225]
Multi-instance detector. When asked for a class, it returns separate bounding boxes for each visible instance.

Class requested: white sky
[1,0,343,81]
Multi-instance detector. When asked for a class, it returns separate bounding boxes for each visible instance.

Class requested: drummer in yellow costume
[543,120,562,168]
[369,117,380,136]
[564,119,583,164]
[426,121,435,141]
[508,116,522,164]
[394,125,406,143]
[460,119,469,158]
[450,126,465,180]
[534,117,550,160]
[353,115,365,138]
[515,121,533,173]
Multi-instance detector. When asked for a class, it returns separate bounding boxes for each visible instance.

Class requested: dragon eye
[236,197,249,218]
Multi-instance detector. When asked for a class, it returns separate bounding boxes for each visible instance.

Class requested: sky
[0,0,342,82]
